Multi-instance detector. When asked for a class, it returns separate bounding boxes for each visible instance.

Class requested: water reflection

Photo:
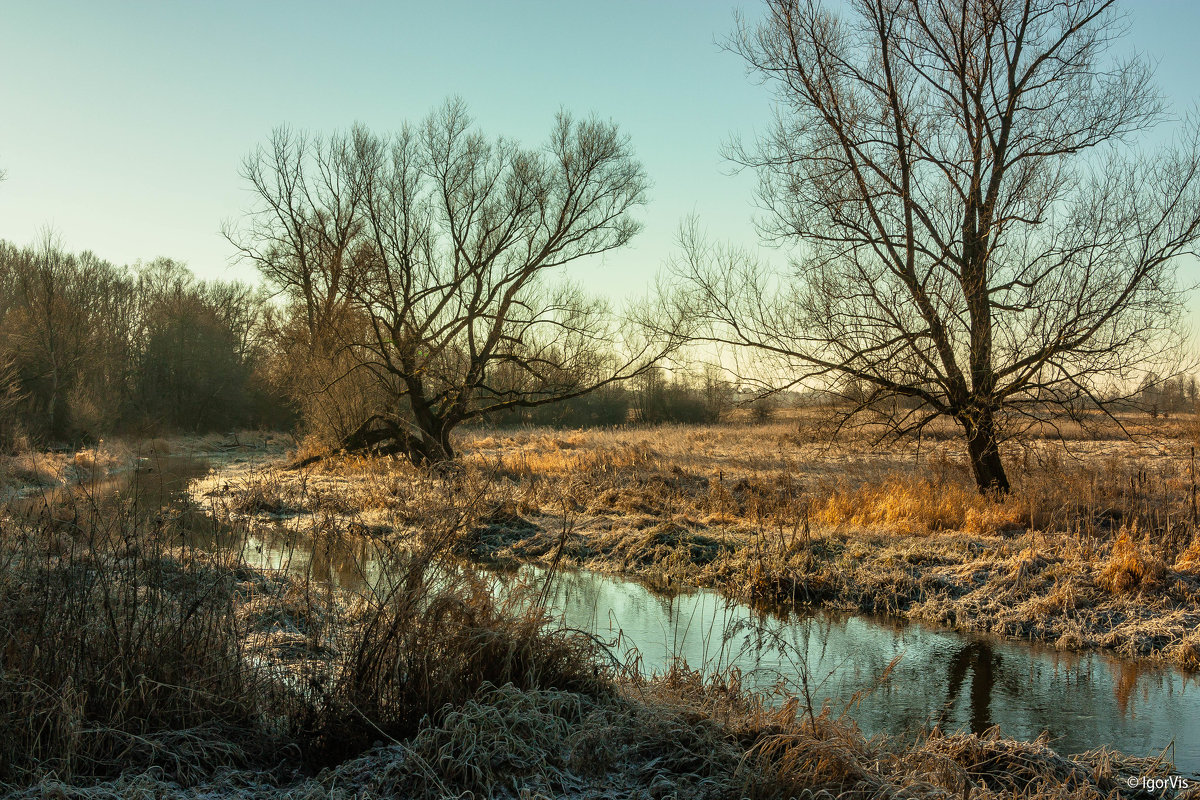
[943,641,998,734]
[516,566,1197,773]
[212,520,1198,772]
[8,453,209,515]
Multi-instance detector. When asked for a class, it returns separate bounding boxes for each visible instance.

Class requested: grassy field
[3,414,1200,797]
[206,410,1200,669]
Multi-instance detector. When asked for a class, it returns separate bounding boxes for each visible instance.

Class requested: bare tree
[229,100,669,464]
[666,0,1200,492]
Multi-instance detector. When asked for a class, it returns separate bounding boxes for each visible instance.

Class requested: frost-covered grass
[7,416,1200,797]
[213,413,1200,668]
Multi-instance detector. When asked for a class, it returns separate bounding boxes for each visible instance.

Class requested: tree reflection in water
[942,641,999,734]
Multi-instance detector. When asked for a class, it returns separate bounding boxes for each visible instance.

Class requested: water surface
[516,566,1198,771]
[208,512,1200,773]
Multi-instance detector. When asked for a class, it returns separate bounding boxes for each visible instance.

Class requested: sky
[2,1,1200,308]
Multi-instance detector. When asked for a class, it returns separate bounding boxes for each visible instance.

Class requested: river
[39,453,1199,773]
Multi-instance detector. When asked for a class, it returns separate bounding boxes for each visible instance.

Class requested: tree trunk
[962,409,1009,494]
[406,421,455,466]
[331,410,457,468]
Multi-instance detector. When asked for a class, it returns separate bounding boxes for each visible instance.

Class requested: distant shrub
[483,386,632,429]
[632,367,725,425]
[527,387,631,427]
[747,393,776,422]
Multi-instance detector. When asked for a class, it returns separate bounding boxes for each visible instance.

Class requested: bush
[632,368,726,424]
[515,387,631,428]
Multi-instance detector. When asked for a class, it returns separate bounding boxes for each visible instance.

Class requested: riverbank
[198,416,1200,669]
[11,682,1181,799]
[0,476,1188,799]
[0,431,290,504]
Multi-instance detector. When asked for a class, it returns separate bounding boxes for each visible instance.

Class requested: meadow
[2,411,1198,798]
[212,409,1200,668]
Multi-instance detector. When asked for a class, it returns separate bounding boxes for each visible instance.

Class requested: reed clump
[299,565,610,767]
[1098,529,1168,595]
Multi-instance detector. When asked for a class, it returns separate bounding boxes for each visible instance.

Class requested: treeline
[0,238,291,447]
[1136,375,1199,418]
[490,366,777,427]
[0,235,787,451]
[7,229,1185,454]
[0,237,794,452]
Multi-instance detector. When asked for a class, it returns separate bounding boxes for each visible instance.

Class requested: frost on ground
[8,682,1184,800]
[207,418,1200,669]
[7,419,1200,798]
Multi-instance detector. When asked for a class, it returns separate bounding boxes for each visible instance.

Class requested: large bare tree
[229,100,667,464]
[667,0,1200,492]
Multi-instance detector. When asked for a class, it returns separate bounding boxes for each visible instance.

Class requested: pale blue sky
[1,1,1199,304]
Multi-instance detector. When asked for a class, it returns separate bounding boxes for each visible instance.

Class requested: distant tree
[0,239,286,441]
[700,364,734,421]
[632,366,668,423]
[229,100,672,464]
[0,355,25,450]
[504,383,631,427]
[1136,373,1195,418]
[2,234,95,438]
[666,0,1200,492]
[133,261,258,431]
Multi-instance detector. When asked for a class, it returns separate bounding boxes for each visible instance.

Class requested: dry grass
[1098,528,1169,594]
[203,411,1200,669]
[8,672,1185,799]
[0,498,281,783]
[0,450,605,790]
[5,425,1199,797]
[0,449,68,490]
[814,475,1027,533]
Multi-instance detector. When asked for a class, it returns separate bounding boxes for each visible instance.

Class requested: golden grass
[70,446,120,473]
[8,425,1199,798]
[1098,529,1168,594]
[814,475,1027,534]
[2,449,65,488]
[1175,535,1200,573]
